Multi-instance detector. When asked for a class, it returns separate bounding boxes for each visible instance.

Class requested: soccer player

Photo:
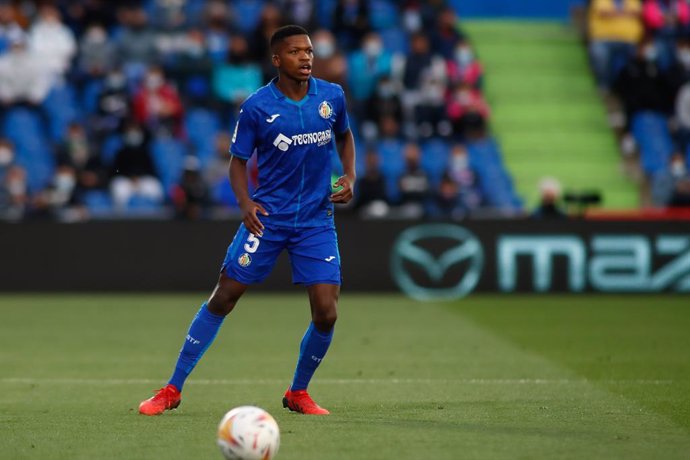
[138,25,356,416]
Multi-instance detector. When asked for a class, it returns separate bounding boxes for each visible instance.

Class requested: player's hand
[240,200,268,237]
[330,175,355,204]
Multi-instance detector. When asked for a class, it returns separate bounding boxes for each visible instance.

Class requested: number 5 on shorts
[244,234,260,253]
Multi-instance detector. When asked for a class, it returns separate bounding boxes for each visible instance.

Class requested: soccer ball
[217,406,280,460]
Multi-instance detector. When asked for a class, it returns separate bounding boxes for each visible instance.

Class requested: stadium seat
[42,82,80,142]
[369,0,400,31]
[467,137,522,209]
[376,138,405,201]
[184,108,221,168]
[421,138,450,186]
[82,190,113,214]
[81,78,104,114]
[100,134,123,167]
[232,0,266,33]
[2,107,54,192]
[151,136,187,196]
[380,27,409,55]
[315,0,337,29]
[631,111,674,175]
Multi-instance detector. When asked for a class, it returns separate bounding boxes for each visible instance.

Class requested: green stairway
[464,21,639,209]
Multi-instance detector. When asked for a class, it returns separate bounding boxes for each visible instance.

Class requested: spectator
[354,150,388,217]
[398,142,430,216]
[203,1,232,64]
[172,156,209,220]
[60,0,117,36]
[651,152,690,205]
[204,132,232,191]
[433,173,463,218]
[397,32,449,138]
[431,7,465,60]
[132,66,184,136]
[116,5,159,86]
[77,23,116,80]
[347,32,393,121]
[92,68,130,137]
[333,0,370,52]
[446,39,483,89]
[277,0,317,30]
[446,81,491,140]
[0,32,53,106]
[447,143,482,211]
[667,37,690,95]
[361,76,404,141]
[56,123,106,203]
[212,34,262,118]
[164,29,214,106]
[28,5,77,78]
[0,164,27,220]
[614,36,675,125]
[587,0,643,91]
[531,177,568,219]
[642,0,690,67]
[673,72,690,151]
[109,121,164,210]
[311,29,347,89]
[34,165,78,215]
[250,3,284,83]
[0,2,23,56]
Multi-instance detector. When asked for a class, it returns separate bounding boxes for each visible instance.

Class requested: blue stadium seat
[369,0,399,30]
[421,138,450,186]
[232,0,266,33]
[151,136,187,195]
[82,190,113,214]
[100,134,123,166]
[631,111,674,175]
[42,82,79,141]
[315,0,337,29]
[376,138,405,201]
[81,78,104,114]
[1,107,54,192]
[467,137,522,209]
[184,108,221,168]
[380,27,409,55]
[212,179,239,208]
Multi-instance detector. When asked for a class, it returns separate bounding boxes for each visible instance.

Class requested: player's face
[273,35,313,82]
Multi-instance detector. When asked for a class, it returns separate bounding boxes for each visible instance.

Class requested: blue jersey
[230,77,350,229]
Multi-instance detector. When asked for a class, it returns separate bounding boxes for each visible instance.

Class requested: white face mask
[451,154,468,170]
[455,48,473,66]
[678,49,690,67]
[671,161,687,177]
[363,40,382,58]
[403,10,422,32]
[643,45,658,62]
[55,173,76,192]
[0,146,13,166]
[314,40,335,58]
[125,130,144,146]
[145,74,164,90]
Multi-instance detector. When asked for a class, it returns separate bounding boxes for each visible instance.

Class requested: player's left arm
[330,128,356,204]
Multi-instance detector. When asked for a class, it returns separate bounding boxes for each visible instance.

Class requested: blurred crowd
[587,0,690,207]
[0,0,511,221]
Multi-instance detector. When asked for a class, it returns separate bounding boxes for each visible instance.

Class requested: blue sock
[168,303,225,392]
[290,323,334,391]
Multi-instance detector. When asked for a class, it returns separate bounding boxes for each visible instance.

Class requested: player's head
[270,25,313,81]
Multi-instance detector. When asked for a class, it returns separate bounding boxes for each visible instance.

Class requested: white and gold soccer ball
[217,406,280,460]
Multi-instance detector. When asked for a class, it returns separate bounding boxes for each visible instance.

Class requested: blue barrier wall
[450,0,584,20]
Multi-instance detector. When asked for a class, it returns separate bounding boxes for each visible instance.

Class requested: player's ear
[271,54,280,68]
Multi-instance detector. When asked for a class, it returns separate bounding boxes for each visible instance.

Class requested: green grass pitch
[1,293,689,459]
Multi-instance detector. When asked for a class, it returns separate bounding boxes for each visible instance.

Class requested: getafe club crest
[238,253,252,267]
[318,101,333,119]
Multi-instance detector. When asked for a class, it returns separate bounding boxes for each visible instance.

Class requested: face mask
[107,73,125,89]
[125,130,144,146]
[403,10,422,32]
[86,28,107,45]
[671,161,686,177]
[145,74,163,90]
[363,41,382,58]
[678,49,690,67]
[455,48,473,66]
[378,82,395,98]
[451,155,468,170]
[0,146,13,166]
[643,46,657,62]
[55,173,75,192]
[314,41,335,58]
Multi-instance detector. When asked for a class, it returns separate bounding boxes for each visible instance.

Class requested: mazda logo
[390,224,484,300]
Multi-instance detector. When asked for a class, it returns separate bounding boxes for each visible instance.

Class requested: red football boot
[138,384,181,416]
[282,388,330,415]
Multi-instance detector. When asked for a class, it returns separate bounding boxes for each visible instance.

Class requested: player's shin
[289,322,334,391]
[168,302,225,391]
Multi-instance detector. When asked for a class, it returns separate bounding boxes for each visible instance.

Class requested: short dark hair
[270,25,309,51]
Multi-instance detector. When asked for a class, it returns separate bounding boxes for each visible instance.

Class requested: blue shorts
[222,224,341,286]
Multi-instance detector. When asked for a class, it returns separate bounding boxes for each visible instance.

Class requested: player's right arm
[229,102,268,237]
[229,156,268,237]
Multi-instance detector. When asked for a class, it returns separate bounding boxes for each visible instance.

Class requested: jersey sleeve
[229,104,258,160]
[333,85,350,135]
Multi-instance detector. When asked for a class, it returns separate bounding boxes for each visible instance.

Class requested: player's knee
[208,290,241,316]
[313,307,337,332]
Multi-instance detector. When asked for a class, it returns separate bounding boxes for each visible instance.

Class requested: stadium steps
[464,20,639,209]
